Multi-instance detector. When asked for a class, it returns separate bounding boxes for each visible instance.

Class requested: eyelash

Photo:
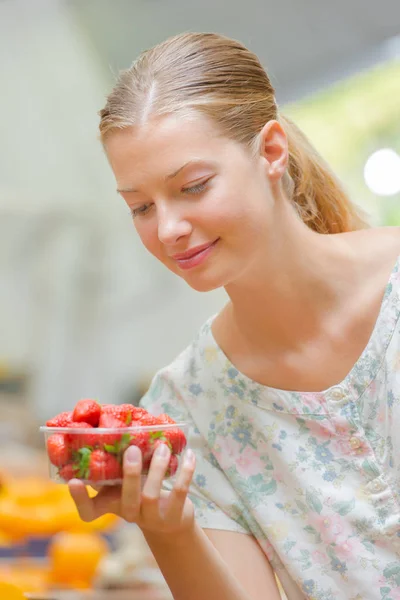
[130,179,210,219]
[130,205,151,218]
[182,181,208,195]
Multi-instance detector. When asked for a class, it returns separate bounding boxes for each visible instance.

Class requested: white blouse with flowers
[140,254,400,600]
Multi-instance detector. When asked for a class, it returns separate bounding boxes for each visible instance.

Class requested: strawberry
[132,407,148,420]
[101,404,136,425]
[58,463,78,482]
[166,454,179,477]
[97,413,132,454]
[47,434,72,467]
[163,427,187,454]
[73,399,101,427]
[142,454,153,474]
[76,448,122,482]
[156,413,176,425]
[152,438,173,456]
[65,422,97,450]
[46,411,73,428]
[98,413,126,429]
[128,430,151,460]
[138,414,160,427]
[155,413,186,452]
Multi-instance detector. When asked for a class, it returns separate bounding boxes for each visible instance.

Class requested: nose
[157,204,192,245]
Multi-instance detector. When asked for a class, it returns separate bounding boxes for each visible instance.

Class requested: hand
[68,444,196,538]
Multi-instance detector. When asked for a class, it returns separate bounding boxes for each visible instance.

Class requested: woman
[69,32,400,599]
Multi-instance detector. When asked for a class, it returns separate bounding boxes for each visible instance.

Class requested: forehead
[105,114,236,187]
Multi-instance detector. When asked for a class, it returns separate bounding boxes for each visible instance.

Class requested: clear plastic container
[40,423,189,486]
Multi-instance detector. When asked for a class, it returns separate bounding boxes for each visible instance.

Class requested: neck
[223,203,359,352]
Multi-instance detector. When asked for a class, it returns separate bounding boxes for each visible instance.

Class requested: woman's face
[106,114,281,292]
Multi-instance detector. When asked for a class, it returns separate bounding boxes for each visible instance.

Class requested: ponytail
[279,114,369,234]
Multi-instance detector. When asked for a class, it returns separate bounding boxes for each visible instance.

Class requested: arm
[143,524,282,600]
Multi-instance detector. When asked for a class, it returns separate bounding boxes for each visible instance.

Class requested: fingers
[69,479,122,521]
[69,445,194,530]
[164,449,196,522]
[141,443,171,521]
[121,446,143,522]
[68,479,96,522]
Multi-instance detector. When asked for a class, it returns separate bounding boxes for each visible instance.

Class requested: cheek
[135,220,179,273]
[135,221,161,259]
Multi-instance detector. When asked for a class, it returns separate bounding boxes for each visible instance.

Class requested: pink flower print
[331,436,370,457]
[335,537,365,561]
[312,550,330,565]
[273,471,285,483]
[213,435,241,470]
[389,587,400,600]
[236,446,265,477]
[257,440,271,455]
[298,392,325,413]
[377,408,387,423]
[335,424,351,436]
[306,419,335,439]
[375,538,389,550]
[312,514,352,545]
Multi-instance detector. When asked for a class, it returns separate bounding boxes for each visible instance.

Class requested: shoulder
[344,226,400,292]
[343,225,400,260]
[140,313,220,417]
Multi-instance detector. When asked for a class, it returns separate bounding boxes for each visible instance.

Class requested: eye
[182,178,211,195]
[130,204,152,218]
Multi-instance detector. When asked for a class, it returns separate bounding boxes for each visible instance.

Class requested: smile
[173,239,220,270]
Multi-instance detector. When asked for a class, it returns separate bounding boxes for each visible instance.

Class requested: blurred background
[0,0,399,597]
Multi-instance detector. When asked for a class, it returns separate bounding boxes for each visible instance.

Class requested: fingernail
[125,445,141,464]
[184,449,195,466]
[155,443,169,458]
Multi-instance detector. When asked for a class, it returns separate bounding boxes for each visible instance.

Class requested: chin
[183,272,226,293]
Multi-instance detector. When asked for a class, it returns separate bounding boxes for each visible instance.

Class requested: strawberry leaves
[75,447,92,479]
[104,433,131,455]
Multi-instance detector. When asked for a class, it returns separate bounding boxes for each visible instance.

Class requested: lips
[171,240,219,260]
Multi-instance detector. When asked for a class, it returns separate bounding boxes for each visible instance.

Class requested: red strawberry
[155,414,186,452]
[152,438,173,454]
[46,411,73,428]
[47,434,72,467]
[132,407,148,420]
[166,454,179,477]
[58,463,78,482]
[97,414,133,455]
[128,430,151,460]
[65,422,97,450]
[86,449,122,482]
[98,413,126,429]
[156,413,177,425]
[142,454,153,474]
[140,432,171,475]
[73,399,101,427]
[101,404,136,425]
[138,414,160,427]
[163,428,187,454]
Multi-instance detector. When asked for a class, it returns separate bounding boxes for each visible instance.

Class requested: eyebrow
[117,159,215,193]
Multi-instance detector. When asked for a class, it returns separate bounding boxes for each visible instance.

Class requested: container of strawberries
[40,399,188,485]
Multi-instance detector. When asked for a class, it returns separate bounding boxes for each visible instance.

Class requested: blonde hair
[100,32,368,234]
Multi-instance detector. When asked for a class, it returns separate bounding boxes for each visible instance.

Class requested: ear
[258,120,289,183]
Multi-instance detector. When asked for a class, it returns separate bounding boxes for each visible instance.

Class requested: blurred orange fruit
[48,531,108,588]
[0,476,118,538]
[0,582,25,599]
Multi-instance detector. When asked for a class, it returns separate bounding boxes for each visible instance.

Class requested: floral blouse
[140,254,400,600]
